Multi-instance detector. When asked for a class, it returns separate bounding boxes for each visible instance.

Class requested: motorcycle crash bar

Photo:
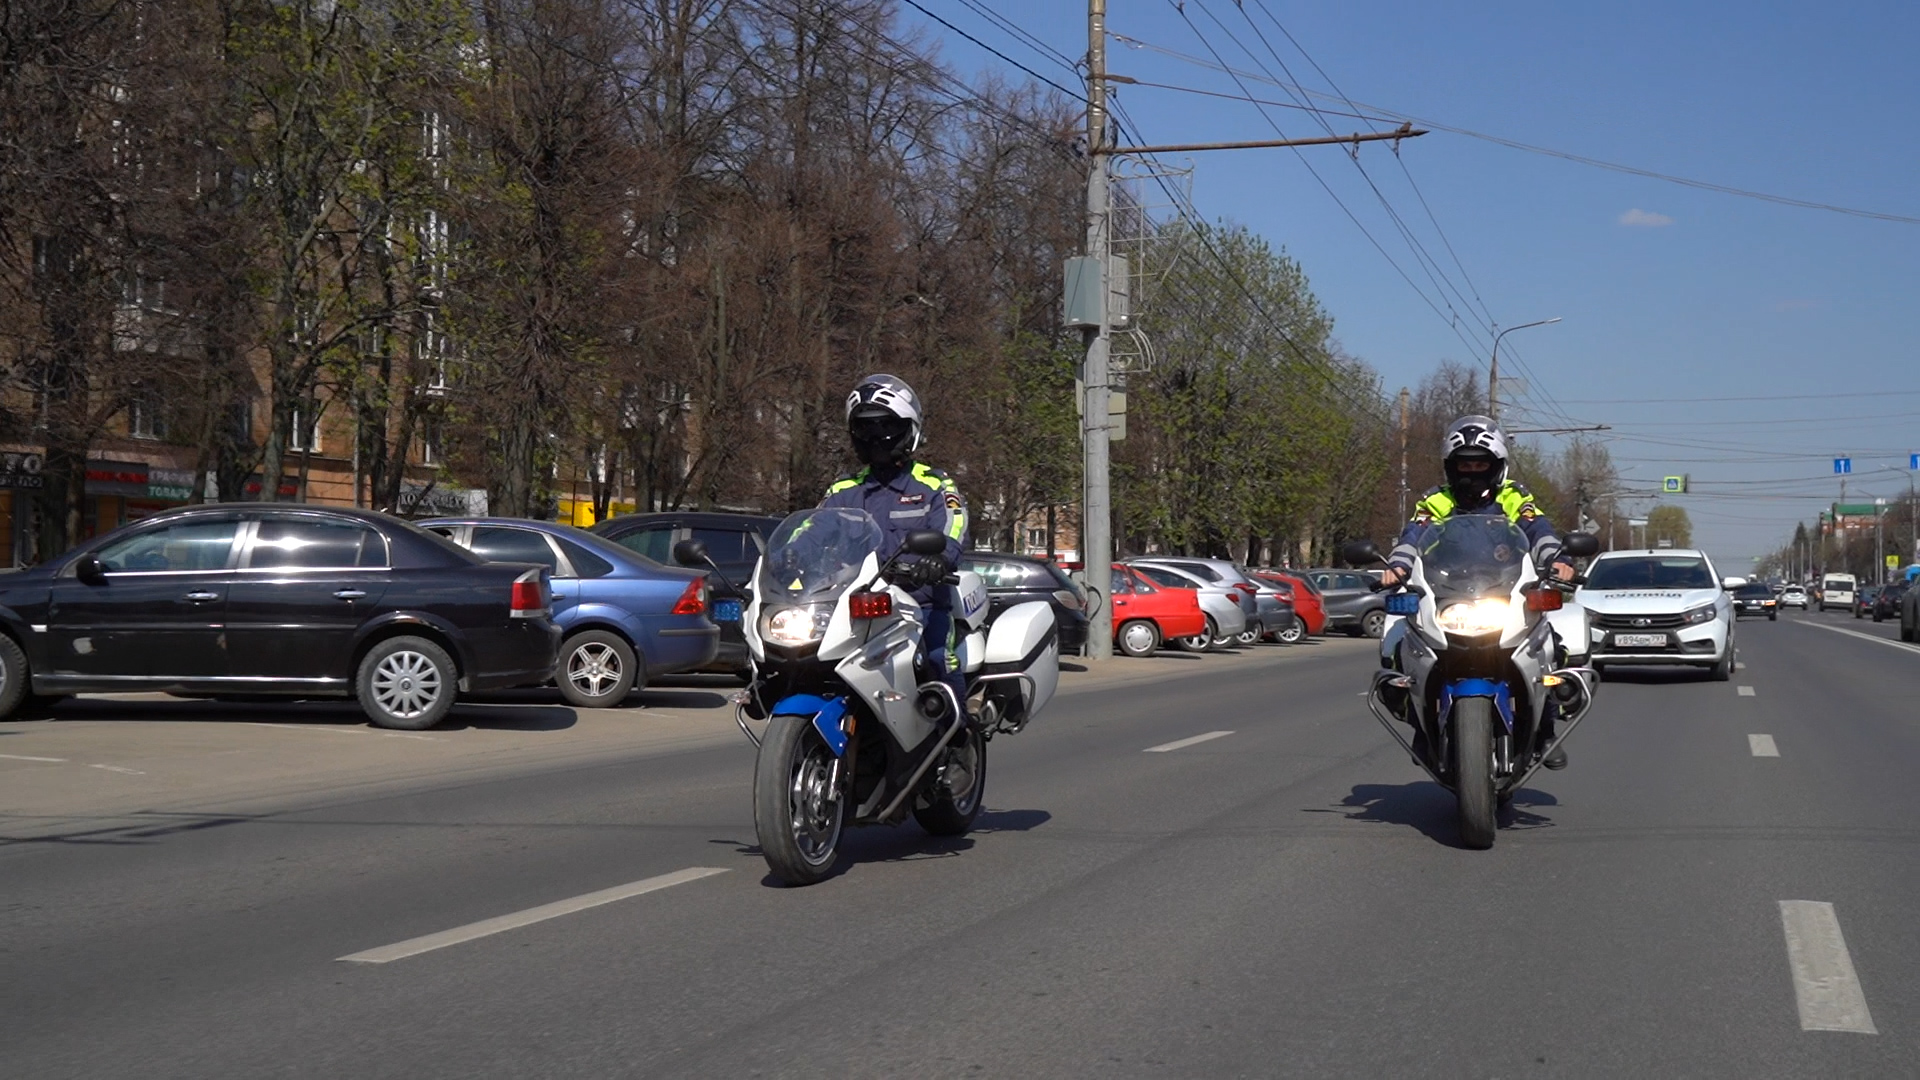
[875,681,967,822]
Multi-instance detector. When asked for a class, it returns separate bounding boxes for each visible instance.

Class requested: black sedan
[0,505,560,729]
[1731,582,1778,620]
[1872,582,1908,622]
[958,552,1091,653]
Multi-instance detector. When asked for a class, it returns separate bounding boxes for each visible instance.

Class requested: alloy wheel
[788,740,842,866]
[567,641,623,700]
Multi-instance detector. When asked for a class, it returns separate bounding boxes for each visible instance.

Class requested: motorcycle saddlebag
[982,601,1059,723]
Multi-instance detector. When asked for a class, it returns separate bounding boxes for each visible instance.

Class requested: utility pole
[1397,387,1410,521]
[1487,317,1560,422]
[1081,0,1113,660]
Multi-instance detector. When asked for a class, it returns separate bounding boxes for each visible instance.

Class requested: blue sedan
[419,518,720,707]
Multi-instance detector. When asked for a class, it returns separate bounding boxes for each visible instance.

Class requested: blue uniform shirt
[819,461,969,570]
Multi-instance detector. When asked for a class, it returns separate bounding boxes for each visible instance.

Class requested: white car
[1575,548,1734,680]
[1780,585,1808,609]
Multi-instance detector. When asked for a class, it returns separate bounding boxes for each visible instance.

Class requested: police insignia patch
[943,492,962,511]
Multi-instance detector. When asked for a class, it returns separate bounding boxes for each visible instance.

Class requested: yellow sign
[1888,555,1902,569]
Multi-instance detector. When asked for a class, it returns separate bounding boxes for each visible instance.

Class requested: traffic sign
[1889,555,1902,569]
[1911,453,1919,471]
[1662,475,1688,493]
[1834,457,1852,475]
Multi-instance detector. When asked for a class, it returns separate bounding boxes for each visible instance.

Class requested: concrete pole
[1397,387,1409,522]
[1081,0,1113,659]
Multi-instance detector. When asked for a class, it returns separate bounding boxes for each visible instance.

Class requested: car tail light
[1053,588,1084,611]
[849,591,893,619]
[1525,588,1563,612]
[510,570,549,618]
[671,578,708,615]
[1234,583,1257,594]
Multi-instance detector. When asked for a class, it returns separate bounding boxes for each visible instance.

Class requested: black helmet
[1441,415,1509,506]
[845,373,922,467]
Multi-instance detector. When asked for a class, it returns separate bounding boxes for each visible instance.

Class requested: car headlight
[764,603,832,647]
[1682,603,1718,625]
[1436,598,1510,636]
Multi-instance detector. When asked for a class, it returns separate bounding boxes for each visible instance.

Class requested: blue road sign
[1834,457,1852,475]
[1911,453,1919,471]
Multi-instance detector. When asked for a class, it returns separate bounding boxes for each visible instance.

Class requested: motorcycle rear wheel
[755,714,845,886]
[914,727,986,836]
[1452,697,1497,850]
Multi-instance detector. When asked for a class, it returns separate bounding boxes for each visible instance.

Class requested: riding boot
[1539,708,1568,770]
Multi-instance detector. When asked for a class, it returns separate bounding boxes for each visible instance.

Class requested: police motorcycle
[677,507,1058,886]
[1343,521,1602,849]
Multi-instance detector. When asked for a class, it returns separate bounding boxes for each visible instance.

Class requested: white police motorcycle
[1346,521,1601,849]
[680,507,1058,886]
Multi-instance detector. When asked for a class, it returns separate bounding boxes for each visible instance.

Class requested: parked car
[1129,556,1275,641]
[1853,586,1880,619]
[1779,584,1808,609]
[958,552,1090,653]
[1124,560,1250,650]
[1230,566,1298,644]
[590,511,781,677]
[421,518,719,707]
[1254,569,1326,637]
[1872,581,1907,622]
[1731,582,1778,621]
[1108,565,1207,657]
[0,504,559,729]
[1304,568,1389,638]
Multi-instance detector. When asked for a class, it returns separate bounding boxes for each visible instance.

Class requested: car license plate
[714,599,743,623]
[1613,633,1667,648]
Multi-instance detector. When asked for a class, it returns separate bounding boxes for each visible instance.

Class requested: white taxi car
[1576,548,1734,680]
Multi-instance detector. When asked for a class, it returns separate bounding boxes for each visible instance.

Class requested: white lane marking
[240,722,438,742]
[1779,900,1877,1034]
[0,753,67,763]
[87,763,145,775]
[1799,621,1920,656]
[1749,734,1780,757]
[1738,686,1757,697]
[337,867,730,964]
[1144,731,1235,753]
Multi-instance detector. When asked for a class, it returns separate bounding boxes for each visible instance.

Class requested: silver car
[1128,558,1254,650]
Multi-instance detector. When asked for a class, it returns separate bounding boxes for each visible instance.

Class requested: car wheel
[558,630,638,708]
[1117,619,1160,658]
[356,636,457,731]
[0,634,30,721]
[1274,618,1305,645]
[1770,612,1778,621]
[1235,626,1262,646]
[1361,610,1388,639]
[1177,617,1217,652]
[1709,652,1732,681]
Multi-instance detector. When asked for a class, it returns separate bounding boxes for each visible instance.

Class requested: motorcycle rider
[820,374,972,725]
[1380,415,1576,769]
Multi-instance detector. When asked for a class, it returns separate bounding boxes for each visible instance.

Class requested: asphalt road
[5,612,1919,1078]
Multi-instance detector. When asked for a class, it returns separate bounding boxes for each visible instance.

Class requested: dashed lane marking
[0,753,67,763]
[1738,686,1757,697]
[1749,734,1780,757]
[1144,731,1235,753]
[1779,900,1877,1034]
[337,867,730,964]
[1799,621,1920,657]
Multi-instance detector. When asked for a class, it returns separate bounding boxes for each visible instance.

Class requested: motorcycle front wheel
[914,727,987,836]
[1451,697,1497,850]
[755,714,845,886]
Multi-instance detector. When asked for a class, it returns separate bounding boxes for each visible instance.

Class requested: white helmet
[845,373,922,464]
[1442,415,1509,504]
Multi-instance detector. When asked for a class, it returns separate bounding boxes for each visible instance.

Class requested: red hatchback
[1255,570,1326,636]
[1109,564,1208,657]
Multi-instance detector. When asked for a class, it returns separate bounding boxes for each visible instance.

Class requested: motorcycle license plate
[714,599,743,623]
[1613,633,1667,647]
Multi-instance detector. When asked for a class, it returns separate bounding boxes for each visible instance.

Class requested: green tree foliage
[1646,505,1693,549]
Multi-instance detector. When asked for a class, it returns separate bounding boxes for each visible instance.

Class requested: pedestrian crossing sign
[1663,475,1687,493]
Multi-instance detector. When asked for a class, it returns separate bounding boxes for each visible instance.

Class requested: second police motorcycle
[679,507,1058,885]
[1346,519,1602,848]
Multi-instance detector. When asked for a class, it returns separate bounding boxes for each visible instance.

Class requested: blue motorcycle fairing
[770,693,850,756]
[1439,678,1516,732]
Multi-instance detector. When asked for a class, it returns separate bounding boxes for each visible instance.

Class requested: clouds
[1618,208,1675,228]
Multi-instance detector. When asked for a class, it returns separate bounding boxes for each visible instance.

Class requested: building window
[416,415,441,465]
[1026,527,1046,549]
[287,400,322,453]
[130,395,167,440]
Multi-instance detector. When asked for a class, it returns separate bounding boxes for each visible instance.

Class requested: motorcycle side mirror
[904,530,946,557]
[1341,539,1384,567]
[74,554,108,585]
[672,539,710,567]
[1562,532,1600,558]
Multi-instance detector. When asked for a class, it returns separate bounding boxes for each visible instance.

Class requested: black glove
[895,554,949,590]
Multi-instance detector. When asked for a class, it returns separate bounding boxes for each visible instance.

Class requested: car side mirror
[75,555,107,585]
[904,530,946,557]
[1562,532,1600,559]
[1341,540,1384,568]
[671,539,710,567]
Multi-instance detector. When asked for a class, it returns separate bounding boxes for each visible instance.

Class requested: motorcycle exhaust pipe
[876,682,968,821]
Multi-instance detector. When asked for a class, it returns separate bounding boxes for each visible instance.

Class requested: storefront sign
[399,483,487,516]
[86,460,154,497]
[147,468,196,501]
[0,452,44,489]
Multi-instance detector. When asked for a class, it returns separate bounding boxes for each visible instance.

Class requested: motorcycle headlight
[1436,598,1511,636]
[1682,603,1718,625]
[764,603,832,647]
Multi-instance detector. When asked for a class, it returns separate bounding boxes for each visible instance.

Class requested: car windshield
[1736,584,1772,597]
[1417,516,1530,601]
[1587,556,1717,590]
[756,508,884,604]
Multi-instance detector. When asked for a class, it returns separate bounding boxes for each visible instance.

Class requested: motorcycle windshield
[758,507,886,604]
[1419,516,1530,602]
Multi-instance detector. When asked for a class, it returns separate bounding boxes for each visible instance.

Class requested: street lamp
[1488,317,1561,423]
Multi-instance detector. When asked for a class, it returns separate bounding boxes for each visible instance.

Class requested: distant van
[1821,573,1857,612]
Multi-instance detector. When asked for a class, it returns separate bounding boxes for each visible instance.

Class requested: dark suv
[591,511,782,676]
[0,505,559,729]
[958,552,1090,653]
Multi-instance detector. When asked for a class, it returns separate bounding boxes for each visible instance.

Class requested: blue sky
[907,0,1920,568]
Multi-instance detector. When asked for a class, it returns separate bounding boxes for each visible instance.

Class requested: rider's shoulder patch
[944,491,963,511]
